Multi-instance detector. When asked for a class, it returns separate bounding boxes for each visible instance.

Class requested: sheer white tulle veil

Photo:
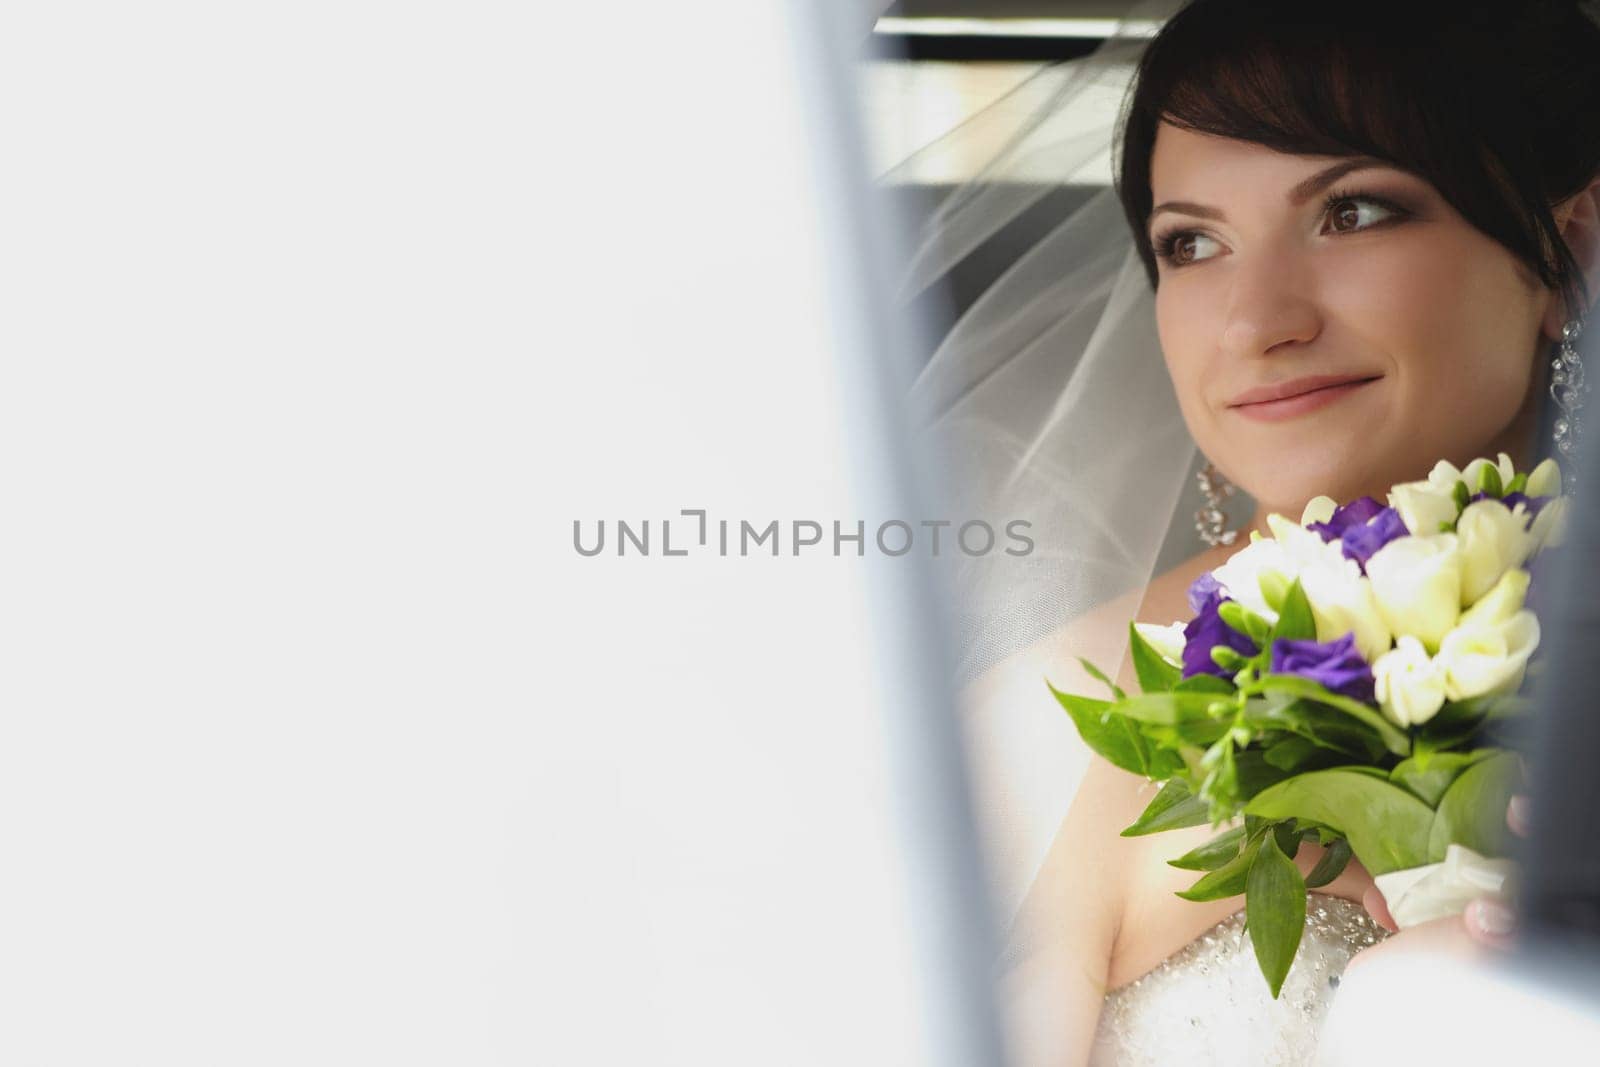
[882,1,1203,945]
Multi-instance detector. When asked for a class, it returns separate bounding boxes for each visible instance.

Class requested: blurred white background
[0,1,993,1063]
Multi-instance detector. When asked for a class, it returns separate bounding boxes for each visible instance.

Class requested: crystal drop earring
[1195,460,1240,547]
[1551,316,1590,462]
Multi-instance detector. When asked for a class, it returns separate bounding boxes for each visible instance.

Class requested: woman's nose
[1218,254,1322,360]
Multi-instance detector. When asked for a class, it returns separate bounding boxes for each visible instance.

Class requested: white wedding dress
[1089,896,1390,1065]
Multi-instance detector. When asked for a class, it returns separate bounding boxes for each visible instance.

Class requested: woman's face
[1148,122,1556,516]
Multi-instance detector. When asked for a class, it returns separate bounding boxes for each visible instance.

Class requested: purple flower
[1307,496,1386,543]
[1269,632,1375,703]
[1181,583,1258,680]
[1339,507,1409,572]
[1475,490,1551,530]
[1187,571,1224,614]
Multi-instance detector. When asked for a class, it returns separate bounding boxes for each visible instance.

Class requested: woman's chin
[1240,451,1394,518]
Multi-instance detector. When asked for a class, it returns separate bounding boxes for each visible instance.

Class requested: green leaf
[1427,750,1521,862]
[1245,770,1435,875]
[1128,622,1181,694]
[1412,698,1492,755]
[1262,735,1321,771]
[1252,673,1411,756]
[1175,673,1236,695]
[1048,683,1150,777]
[1234,749,1295,803]
[1145,746,1189,781]
[1076,656,1127,702]
[1114,691,1236,725]
[1272,819,1303,860]
[1144,716,1233,748]
[1389,750,1496,807]
[1269,579,1316,643]
[1304,837,1352,888]
[1122,778,1210,837]
[1178,832,1265,902]
[1168,825,1247,871]
[1243,695,1387,761]
[1453,480,1471,511]
[1506,472,1529,495]
[1484,695,1535,720]
[1247,833,1308,999]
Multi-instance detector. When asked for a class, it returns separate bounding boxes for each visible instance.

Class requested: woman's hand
[1349,793,1528,972]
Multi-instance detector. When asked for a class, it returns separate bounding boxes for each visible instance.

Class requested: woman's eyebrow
[1149,158,1396,225]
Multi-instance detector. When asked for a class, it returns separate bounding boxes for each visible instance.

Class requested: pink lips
[1226,374,1382,422]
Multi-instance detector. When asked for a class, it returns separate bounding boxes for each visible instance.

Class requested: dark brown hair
[1115,0,1600,316]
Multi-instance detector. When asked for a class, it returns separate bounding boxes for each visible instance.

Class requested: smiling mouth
[1228,376,1383,421]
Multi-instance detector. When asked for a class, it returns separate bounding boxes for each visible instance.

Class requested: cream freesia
[1526,456,1562,498]
[1298,557,1393,665]
[1387,480,1459,537]
[1372,635,1448,727]
[1300,495,1338,526]
[1133,621,1187,667]
[1461,452,1518,494]
[1426,458,1464,490]
[1436,609,1541,701]
[1365,533,1461,652]
[1528,495,1569,552]
[1266,512,1348,571]
[1454,499,1536,605]
[1458,568,1530,628]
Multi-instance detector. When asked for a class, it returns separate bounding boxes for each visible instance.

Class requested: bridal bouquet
[1053,453,1570,997]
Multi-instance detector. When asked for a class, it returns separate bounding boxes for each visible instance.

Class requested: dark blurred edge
[869,32,1106,62]
[1521,319,1600,988]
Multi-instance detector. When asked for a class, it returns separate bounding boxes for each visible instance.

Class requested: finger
[1464,897,1517,950]
[1362,884,1398,933]
[1346,912,1476,976]
[1507,793,1531,838]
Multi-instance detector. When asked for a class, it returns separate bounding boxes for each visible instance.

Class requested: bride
[895,1,1600,1062]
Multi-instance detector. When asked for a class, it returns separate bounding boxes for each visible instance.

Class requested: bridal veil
[884,0,1209,927]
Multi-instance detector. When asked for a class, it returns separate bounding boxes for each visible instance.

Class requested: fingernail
[1472,899,1517,938]
[1509,794,1531,833]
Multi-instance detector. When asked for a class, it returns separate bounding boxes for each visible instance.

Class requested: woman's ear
[1543,175,1600,342]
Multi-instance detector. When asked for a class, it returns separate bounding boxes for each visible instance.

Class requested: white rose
[1210,537,1293,626]
[1455,499,1536,605]
[1133,621,1187,667]
[1300,495,1338,527]
[1387,480,1458,537]
[1528,496,1569,553]
[1525,457,1563,499]
[1299,557,1393,665]
[1436,610,1541,702]
[1364,533,1461,653]
[1373,635,1448,727]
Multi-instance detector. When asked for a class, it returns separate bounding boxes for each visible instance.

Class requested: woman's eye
[1322,196,1398,235]
[1165,232,1224,267]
